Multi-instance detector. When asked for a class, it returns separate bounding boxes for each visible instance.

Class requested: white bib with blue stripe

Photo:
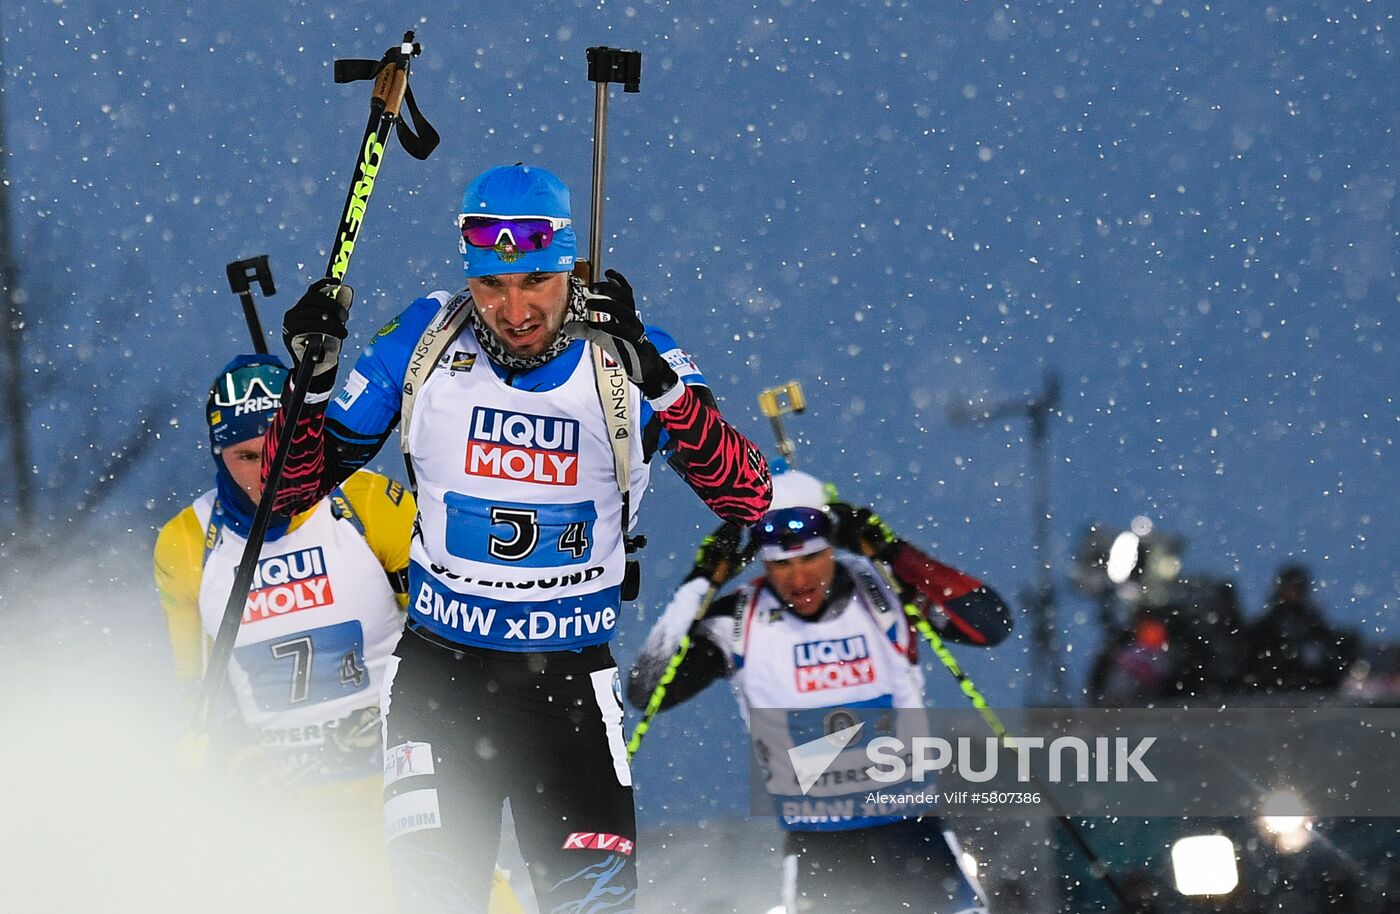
[195,491,402,757]
[405,327,649,651]
[731,553,932,831]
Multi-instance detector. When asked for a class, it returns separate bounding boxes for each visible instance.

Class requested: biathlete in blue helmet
[260,164,773,912]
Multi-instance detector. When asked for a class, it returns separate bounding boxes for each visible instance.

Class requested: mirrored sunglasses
[458,214,571,253]
[755,506,831,550]
[211,364,286,407]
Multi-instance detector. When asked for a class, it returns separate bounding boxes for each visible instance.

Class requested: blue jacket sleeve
[327,297,439,436]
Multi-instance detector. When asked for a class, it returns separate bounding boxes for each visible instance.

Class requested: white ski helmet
[755,468,832,561]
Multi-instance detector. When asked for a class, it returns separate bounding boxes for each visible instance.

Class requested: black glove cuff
[639,352,681,401]
[875,537,904,564]
[301,368,338,397]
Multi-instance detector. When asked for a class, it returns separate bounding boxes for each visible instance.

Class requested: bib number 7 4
[234,620,370,711]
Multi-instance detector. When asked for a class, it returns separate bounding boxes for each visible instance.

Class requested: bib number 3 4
[445,493,598,568]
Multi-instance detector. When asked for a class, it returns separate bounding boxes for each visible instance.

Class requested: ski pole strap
[333,58,380,83]
[395,83,439,160]
[333,35,439,161]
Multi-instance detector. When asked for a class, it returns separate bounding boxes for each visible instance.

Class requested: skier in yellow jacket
[156,353,527,912]
[155,354,413,781]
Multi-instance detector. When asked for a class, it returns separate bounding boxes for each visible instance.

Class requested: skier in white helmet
[628,467,1012,913]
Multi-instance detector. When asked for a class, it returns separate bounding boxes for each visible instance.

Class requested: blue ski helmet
[458,164,577,278]
[206,353,288,454]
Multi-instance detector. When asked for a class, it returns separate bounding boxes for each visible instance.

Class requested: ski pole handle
[226,255,276,354]
[583,47,642,280]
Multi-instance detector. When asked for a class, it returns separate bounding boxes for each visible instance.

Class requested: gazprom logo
[465,407,579,486]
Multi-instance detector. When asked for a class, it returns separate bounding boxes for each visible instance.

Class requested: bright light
[1260,790,1313,852]
[1262,813,1308,835]
[763,907,786,914]
[1171,834,1239,896]
[1106,531,1140,584]
[1260,788,1308,829]
[961,848,988,897]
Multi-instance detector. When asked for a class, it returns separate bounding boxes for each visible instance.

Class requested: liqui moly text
[465,407,580,486]
[793,635,876,693]
[244,546,334,623]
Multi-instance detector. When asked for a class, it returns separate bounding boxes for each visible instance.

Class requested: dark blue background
[3,0,1395,826]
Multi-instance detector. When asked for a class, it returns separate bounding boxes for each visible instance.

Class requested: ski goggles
[458,214,572,253]
[210,363,287,407]
[755,506,832,560]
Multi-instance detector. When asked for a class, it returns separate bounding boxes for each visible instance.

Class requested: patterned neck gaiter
[468,275,589,371]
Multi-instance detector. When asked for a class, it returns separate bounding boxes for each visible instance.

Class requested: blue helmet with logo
[206,353,288,454]
[458,164,578,278]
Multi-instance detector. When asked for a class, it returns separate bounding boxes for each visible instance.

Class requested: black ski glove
[828,502,900,562]
[685,522,755,587]
[565,269,680,401]
[282,278,353,395]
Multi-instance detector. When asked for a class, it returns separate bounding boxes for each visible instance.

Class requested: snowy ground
[7,542,1393,914]
[0,542,1041,913]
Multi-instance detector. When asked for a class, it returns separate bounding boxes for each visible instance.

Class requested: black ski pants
[782,817,983,913]
[382,629,637,914]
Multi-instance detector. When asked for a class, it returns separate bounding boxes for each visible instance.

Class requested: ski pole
[626,524,754,761]
[629,383,802,759]
[627,395,796,761]
[580,46,641,281]
[869,557,1137,912]
[225,254,276,353]
[626,530,747,761]
[763,387,1136,912]
[189,32,438,751]
[626,585,719,762]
